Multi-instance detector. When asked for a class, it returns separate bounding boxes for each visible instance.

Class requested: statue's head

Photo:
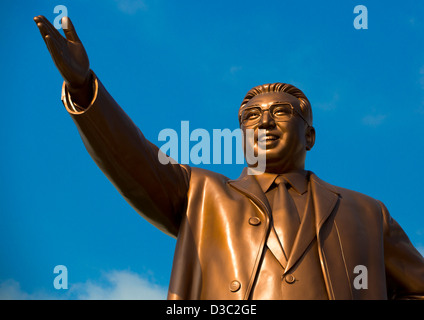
[239,83,315,174]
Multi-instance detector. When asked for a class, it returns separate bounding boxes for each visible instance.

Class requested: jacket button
[284,274,296,284]
[248,217,261,226]
[230,280,241,292]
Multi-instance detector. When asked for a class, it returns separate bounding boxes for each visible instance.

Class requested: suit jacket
[61,73,424,300]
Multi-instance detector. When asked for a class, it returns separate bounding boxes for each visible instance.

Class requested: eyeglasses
[239,102,310,127]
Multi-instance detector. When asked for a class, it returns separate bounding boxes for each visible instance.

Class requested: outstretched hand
[34,15,92,107]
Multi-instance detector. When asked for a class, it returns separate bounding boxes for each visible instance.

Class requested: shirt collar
[255,170,309,195]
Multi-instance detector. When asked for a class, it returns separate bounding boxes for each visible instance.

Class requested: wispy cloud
[222,65,243,83]
[0,279,55,300]
[229,66,242,75]
[0,270,167,300]
[114,0,147,15]
[361,114,387,127]
[314,93,339,111]
[71,270,167,300]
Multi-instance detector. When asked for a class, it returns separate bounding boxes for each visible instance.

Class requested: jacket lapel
[284,173,340,274]
[282,173,351,298]
[228,169,288,268]
[309,174,340,233]
[228,167,272,219]
[309,174,353,299]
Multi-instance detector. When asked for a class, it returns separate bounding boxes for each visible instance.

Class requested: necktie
[272,176,301,258]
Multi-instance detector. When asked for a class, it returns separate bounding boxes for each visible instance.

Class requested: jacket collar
[228,168,340,235]
[254,170,309,195]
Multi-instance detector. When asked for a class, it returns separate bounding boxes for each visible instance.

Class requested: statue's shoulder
[187,166,231,185]
[309,172,383,209]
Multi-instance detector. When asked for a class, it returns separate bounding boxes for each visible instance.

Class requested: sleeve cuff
[61,71,99,115]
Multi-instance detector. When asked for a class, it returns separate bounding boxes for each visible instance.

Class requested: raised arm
[34,15,190,237]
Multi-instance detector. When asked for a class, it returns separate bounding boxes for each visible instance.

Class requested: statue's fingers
[45,34,64,63]
[33,15,44,24]
[35,15,65,41]
[35,20,49,42]
[62,17,81,42]
[36,22,61,50]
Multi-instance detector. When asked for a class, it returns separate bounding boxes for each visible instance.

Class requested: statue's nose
[258,110,275,128]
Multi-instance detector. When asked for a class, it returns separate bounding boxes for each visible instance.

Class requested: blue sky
[1,0,423,299]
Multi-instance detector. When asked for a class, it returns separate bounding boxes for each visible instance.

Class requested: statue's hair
[239,83,312,126]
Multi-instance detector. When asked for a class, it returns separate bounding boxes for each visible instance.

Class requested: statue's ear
[305,126,315,151]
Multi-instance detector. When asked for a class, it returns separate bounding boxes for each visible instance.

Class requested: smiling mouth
[258,134,280,143]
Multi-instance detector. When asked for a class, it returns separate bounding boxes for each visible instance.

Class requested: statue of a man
[34,15,424,300]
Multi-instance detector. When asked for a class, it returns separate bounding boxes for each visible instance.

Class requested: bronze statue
[34,15,424,300]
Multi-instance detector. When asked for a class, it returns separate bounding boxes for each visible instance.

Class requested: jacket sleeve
[61,71,190,238]
[380,201,424,299]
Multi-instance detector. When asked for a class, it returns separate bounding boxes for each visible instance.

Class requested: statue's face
[240,92,315,173]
